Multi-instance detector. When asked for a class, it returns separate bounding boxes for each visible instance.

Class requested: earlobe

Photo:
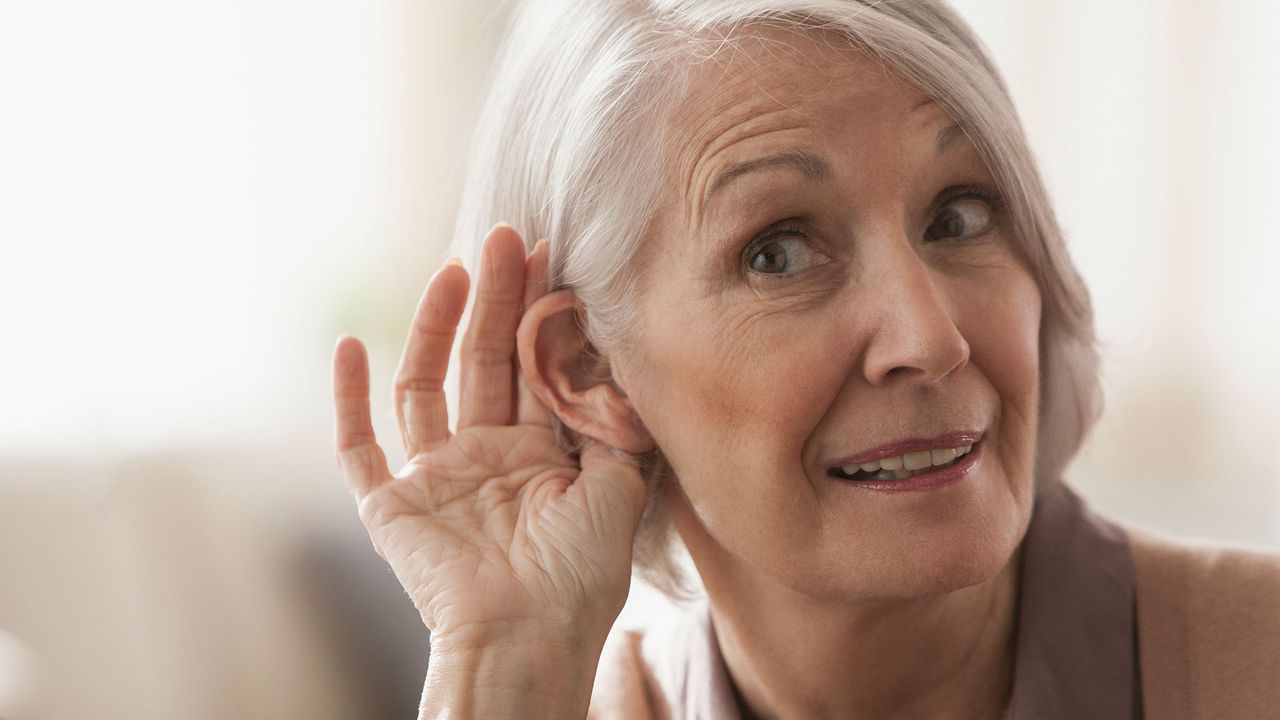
[517,289,655,454]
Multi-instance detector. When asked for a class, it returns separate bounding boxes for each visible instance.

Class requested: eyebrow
[702,150,831,218]
[699,122,967,220]
[934,122,966,155]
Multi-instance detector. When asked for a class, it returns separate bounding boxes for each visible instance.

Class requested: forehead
[667,25,949,224]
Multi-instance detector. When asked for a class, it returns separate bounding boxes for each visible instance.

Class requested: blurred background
[1,0,1277,718]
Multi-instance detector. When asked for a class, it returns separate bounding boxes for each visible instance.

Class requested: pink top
[590,481,1141,719]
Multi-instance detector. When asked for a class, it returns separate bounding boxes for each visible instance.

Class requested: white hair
[446,0,1102,599]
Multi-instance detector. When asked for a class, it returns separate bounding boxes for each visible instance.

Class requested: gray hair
[447,0,1102,599]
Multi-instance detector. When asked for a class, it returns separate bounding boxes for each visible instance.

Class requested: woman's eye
[926,196,994,241]
[746,235,824,275]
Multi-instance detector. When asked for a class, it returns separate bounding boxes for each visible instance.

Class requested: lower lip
[834,441,983,493]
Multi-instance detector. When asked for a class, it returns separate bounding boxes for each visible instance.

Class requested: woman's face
[614,30,1041,600]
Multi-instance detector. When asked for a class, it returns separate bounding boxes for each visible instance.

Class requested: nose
[859,245,970,387]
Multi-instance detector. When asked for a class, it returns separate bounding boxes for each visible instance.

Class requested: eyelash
[929,186,1005,231]
[740,220,810,279]
[741,185,1007,279]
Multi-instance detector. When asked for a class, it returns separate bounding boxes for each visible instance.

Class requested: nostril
[864,325,968,386]
[883,365,926,379]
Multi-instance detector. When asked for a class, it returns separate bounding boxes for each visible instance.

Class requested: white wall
[951,0,1280,544]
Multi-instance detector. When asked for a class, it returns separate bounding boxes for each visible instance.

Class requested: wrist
[431,616,607,657]
[420,629,605,720]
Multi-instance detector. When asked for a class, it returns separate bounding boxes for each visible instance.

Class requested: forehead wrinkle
[680,105,807,229]
[703,150,829,214]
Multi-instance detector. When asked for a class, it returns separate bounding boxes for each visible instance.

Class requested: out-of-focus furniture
[0,447,429,720]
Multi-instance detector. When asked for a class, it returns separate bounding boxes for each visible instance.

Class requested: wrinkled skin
[331,232,647,654]
[601,29,1042,718]
[332,24,1043,720]
[617,30,1042,607]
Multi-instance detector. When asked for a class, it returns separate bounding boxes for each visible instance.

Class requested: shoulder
[1125,524,1280,718]
[590,602,733,720]
[1128,524,1280,622]
[1129,523,1280,582]
[588,609,696,720]
[590,627,664,720]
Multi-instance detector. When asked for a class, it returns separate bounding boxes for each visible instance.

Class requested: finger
[458,223,527,429]
[522,239,551,309]
[333,336,393,498]
[393,261,470,458]
[517,238,555,427]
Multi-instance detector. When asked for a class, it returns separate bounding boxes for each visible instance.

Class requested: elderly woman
[330,1,1280,718]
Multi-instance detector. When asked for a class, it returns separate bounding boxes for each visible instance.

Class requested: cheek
[627,300,839,520]
[961,266,1042,470]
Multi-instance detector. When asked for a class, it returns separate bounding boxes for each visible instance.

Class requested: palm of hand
[365,426,638,639]
[331,227,646,649]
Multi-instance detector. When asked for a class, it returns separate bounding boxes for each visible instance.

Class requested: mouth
[826,431,984,483]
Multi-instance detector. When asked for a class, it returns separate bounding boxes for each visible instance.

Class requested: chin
[904,533,1020,597]
[805,510,1028,602]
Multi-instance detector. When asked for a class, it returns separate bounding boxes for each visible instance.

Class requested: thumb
[573,440,649,536]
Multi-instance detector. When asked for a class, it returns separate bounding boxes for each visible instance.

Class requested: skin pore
[599,29,1045,720]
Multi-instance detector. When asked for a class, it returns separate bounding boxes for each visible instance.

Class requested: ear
[517,289,655,454]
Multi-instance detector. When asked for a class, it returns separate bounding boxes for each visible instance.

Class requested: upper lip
[826,430,985,469]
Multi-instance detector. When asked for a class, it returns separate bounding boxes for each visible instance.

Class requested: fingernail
[446,256,463,267]
[534,238,549,253]
[492,221,514,232]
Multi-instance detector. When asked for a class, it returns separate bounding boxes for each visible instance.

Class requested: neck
[696,543,1021,720]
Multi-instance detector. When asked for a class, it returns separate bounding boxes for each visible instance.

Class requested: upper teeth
[841,444,972,476]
